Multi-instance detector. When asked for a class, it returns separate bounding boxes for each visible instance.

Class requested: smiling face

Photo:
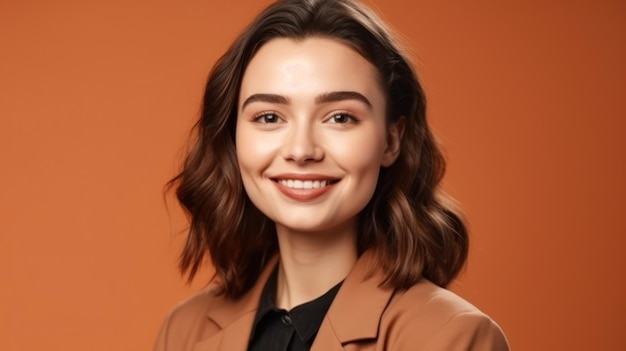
[236,37,401,236]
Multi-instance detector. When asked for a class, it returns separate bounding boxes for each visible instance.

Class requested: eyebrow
[315,91,372,109]
[241,94,290,110]
[240,91,372,110]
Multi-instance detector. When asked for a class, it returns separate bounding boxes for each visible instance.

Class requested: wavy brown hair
[169,0,468,299]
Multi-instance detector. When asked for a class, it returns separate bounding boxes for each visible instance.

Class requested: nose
[281,122,324,164]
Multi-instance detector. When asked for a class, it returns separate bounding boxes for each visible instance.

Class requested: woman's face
[236,37,401,235]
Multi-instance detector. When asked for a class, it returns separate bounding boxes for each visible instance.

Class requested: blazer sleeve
[152,290,220,351]
[419,311,510,351]
[153,313,171,351]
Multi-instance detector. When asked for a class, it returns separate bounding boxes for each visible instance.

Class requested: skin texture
[236,37,402,309]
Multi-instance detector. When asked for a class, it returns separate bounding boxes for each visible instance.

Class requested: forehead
[239,37,385,105]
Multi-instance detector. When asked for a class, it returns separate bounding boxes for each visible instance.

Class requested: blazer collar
[194,255,279,351]
[199,250,394,351]
[313,249,394,349]
[206,255,280,329]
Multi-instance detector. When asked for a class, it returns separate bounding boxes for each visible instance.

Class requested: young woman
[155,0,509,350]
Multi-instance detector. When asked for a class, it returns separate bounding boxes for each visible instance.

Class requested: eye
[328,112,357,124]
[253,112,281,124]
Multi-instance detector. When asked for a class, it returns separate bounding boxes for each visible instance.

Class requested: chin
[273,213,358,236]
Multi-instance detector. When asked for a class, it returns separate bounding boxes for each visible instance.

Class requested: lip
[270,173,340,202]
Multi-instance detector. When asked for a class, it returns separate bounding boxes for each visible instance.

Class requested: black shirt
[247,268,343,351]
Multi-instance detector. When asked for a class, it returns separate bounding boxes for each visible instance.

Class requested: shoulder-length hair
[170,0,468,298]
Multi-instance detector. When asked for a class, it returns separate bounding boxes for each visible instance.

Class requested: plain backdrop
[1,0,625,350]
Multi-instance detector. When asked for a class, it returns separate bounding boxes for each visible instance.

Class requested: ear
[381,116,405,167]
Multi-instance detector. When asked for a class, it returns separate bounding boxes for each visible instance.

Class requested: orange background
[1,0,625,350]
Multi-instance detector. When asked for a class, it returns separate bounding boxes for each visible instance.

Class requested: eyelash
[250,111,359,124]
[327,112,358,124]
[252,112,282,124]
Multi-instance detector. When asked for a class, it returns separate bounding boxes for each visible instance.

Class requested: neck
[274,222,357,310]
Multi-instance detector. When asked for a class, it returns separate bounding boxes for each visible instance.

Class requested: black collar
[250,266,343,344]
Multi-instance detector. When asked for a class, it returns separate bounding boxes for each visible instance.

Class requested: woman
[155,0,509,350]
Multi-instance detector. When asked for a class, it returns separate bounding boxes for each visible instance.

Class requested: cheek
[235,126,278,179]
[327,129,387,174]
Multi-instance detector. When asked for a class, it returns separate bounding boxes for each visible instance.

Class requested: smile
[277,179,332,189]
[271,175,340,201]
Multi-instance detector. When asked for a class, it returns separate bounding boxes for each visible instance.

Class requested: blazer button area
[281,313,292,326]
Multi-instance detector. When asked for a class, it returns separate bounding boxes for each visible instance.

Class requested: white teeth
[278,179,332,189]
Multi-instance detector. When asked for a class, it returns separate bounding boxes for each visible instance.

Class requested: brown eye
[330,113,354,124]
[254,113,280,123]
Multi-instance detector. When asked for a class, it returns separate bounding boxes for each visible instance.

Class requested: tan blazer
[154,251,509,351]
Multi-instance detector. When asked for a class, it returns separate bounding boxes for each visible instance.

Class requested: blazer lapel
[194,255,279,351]
[192,312,257,351]
[191,251,393,351]
[311,250,395,350]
